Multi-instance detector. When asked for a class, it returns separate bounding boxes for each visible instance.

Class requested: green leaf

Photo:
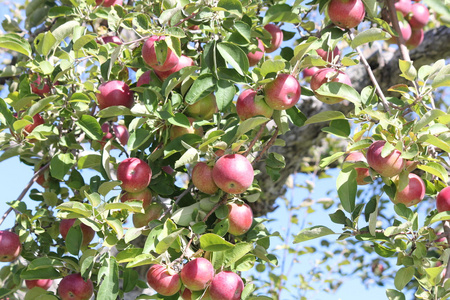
[319,151,346,168]
[215,79,236,111]
[373,242,396,257]
[122,268,139,293]
[200,233,235,251]
[155,228,188,254]
[427,211,450,225]
[185,74,217,105]
[386,289,406,300]
[0,33,32,57]
[394,266,415,290]
[57,202,92,217]
[413,109,446,133]
[172,203,200,226]
[399,59,417,81]
[236,117,269,138]
[336,168,357,213]
[350,28,391,48]
[0,98,15,128]
[315,82,361,105]
[50,153,76,180]
[98,181,121,196]
[217,0,243,17]
[52,20,79,44]
[76,115,103,140]
[128,128,152,151]
[223,242,253,267]
[98,256,119,300]
[304,111,346,125]
[419,134,450,153]
[217,42,249,76]
[293,226,335,243]
[20,267,61,280]
[175,147,199,169]
[106,217,124,239]
[263,4,301,24]
[417,162,448,183]
[260,60,285,77]
[66,225,82,255]
[322,119,351,138]
[116,248,143,263]
[97,106,133,118]
[286,106,307,127]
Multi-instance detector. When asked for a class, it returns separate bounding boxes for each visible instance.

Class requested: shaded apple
[186,93,218,120]
[181,258,215,291]
[57,273,93,300]
[136,70,153,87]
[437,187,450,212]
[227,202,253,236]
[142,36,179,71]
[0,231,22,262]
[392,173,425,207]
[395,0,412,17]
[264,73,301,110]
[388,21,412,44]
[406,28,424,49]
[408,3,429,29]
[100,123,129,147]
[316,47,340,63]
[209,271,244,300]
[366,140,405,178]
[212,154,254,194]
[344,152,370,185]
[247,38,265,67]
[96,80,134,109]
[147,264,181,296]
[310,68,352,104]
[302,67,320,79]
[264,24,283,53]
[192,162,218,195]
[23,114,45,137]
[117,157,152,193]
[25,279,53,290]
[96,0,123,6]
[327,0,366,29]
[59,219,95,247]
[30,75,51,96]
[121,187,153,209]
[154,55,195,81]
[236,89,273,121]
[99,35,122,45]
[132,202,164,228]
[169,117,203,140]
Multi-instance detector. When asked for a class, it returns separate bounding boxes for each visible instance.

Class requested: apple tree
[0,0,449,299]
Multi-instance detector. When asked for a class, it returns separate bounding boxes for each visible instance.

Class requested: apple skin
[327,0,366,29]
[132,202,164,228]
[264,24,283,53]
[142,36,179,71]
[181,258,215,291]
[209,271,244,300]
[59,219,95,247]
[247,38,265,67]
[30,75,51,96]
[406,28,424,49]
[136,70,153,87]
[147,264,181,296]
[310,68,352,104]
[100,123,129,147]
[170,117,203,139]
[95,0,123,6]
[366,140,405,178]
[392,173,425,207]
[154,55,195,81]
[121,187,153,209]
[192,162,219,195]
[227,202,253,236]
[344,152,370,185]
[236,89,273,121]
[186,93,218,120]
[437,187,450,212]
[388,21,412,44]
[395,0,412,17]
[316,47,340,63]
[264,73,301,110]
[96,80,134,110]
[117,157,152,193]
[0,231,22,262]
[212,154,254,194]
[100,36,122,45]
[23,114,45,136]
[408,3,430,29]
[57,273,94,300]
[25,279,53,290]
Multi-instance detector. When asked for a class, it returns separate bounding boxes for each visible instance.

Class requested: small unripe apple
[310,68,352,104]
[406,28,424,49]
[169,117,203,139]
[408,3,430,29]
[344,152,370,185]
[142,36,179,71]
[316,47,340,63]
[25,279,53,290]
[30,75,51,96]
[264,73,301,110]
[186,93,218,120]
[57,273,93,300]
[236,89,273,121]
[366,140,405,178]
[59,219,95,247]
[388,21,412,44]
[192,162,218,195]
[154,55,195,81]
[117,157,152,193]
[99,35,122,45]
[395,0,412,17]
[227,202,253,236]
[132,202,164,228]
[23,114,45,137]
[247,38,265,67]
[96,80,134,109]
[181,258,215,291]
[121,187,153,209]
[212,154,254,194]
[100,123,129,147]
[147,264,181,296]
[392,173,425,207]
[327,0,366,29]
[437,187,450,212]
[209,271,244,300]
[264,24,283,53]
[0,231,22,262]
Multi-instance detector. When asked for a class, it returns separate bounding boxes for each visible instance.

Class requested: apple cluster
[393,0,430,49]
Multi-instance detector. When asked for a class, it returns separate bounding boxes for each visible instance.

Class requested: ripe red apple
[264,73,301,110]
[59,219,95,247]
[247,38,265,67]
[154,55,195,81]
[117,157,152,193]
[344,152,370,185]
[192,162,218,195]
[302,67,320,81]
[95,0,122,7]
[408,3,430,29]
[436,187,450,212]
[99,36,122,45]
[101,123,129,147]
[212,154,254,194]
[147,264,181,296]
[209,271,244,300]
[36,173,49,188]
[181,258,215,291]
[388,21,412,44]
[0,231,22,262]
[406,28,424,49]
[169,117,203,139]
[366,140,405,178]
[395,0,412,17]
[25,279,53,290]
[186,93,218,120]
[327,0,366,29]
[23,114,45,137]
[132,202,164,228]
[142,36,179,71]
[392,173,425,207]
[30,75,51,96]
[236,89,273,121]
[227,202,253,236]
[264,24,283,53]
[310,68,352,104]
[57,273,93,300]
[316,47,340,63]
[96,80,134,110]
[121,187,153,209]
[136,70,153,87]
[181,288,193,300]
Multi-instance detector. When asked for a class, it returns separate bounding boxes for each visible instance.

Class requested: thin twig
[159,184,194,220]
[174,12,200,27]
[244,123,267,157]
[252,128,279,165]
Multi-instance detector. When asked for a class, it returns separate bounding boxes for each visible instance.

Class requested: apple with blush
[212,154,254,194]
[209,271,244,300]
[247,38,265,67]
[436,187,450,213]
[302,67,319,79]
[100,123,129,147]
[366,140,405,178]
[121,187,153,209]
[30,75,51,96]
[136,70,153,87]
[316,47,340,63]
[0,231,22,262]
[147,264,181,296]
[142,36,179,71]
[154,55,195,81]
[180,258,215,291]
[192,162,218,195]
[264,24,283,53]
[392,173,425,207]
[57,273,93,300]
[408,3,430,29]
[236,89,273,121]
[406,28,424,49]
[395,0,412,17]
[96,80,134,109]
[327,0,366,29]
[59,219,95,247]
[310,68,352,104]
[25,279,53,290]
[117,157,152,193]
[264,73,301,110]
[23,114,45,137]
[132,202,164,228]
[227,202,253,236]
[186,93,218,120]
[170,117,203,140]
[344,152,370,185]
[388,21,412,44]
[99,35,122,45]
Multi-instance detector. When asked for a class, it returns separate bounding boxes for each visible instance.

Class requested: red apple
[57,273,93,300]
[310,68,352,104]
[121,187,153,209]
[132,202,164,228]
[212,154,254,194]
[406,28,424,49]
[181,288,193,300]
[227,202,253,236]
[25,279,53,290]
[192,162,218,195]
[101,123,129,147]
[395,0,412,17]
[393,173,425,207]
[0,231,22,262]
[169,117,203,139]
[388,21,412,44]
[366,140,405,178]
[23,114,45,136]
[99,36,122,45]
[181,258,215,291]
[36,173,49,188]
[147,264,181,296]
[186,93,218,120]
[344,152,370,185]
[142,36,179,71]
[95,0,122,7]
[247,38,265,67]
[264,24,283,53]
[209,271,244,300]
[264,73,301,110]
[30,75,51,96]
[327,0,366,29]
[136,70,153,87]
[117,157,152,193]
[408,3,429,29]
[162,165,174,175]
[59,219,95,247]
[96,80,134,109]
[437,187,450,212]
[154,55,195,81]
[302,67,320,81]
[236,89,273,121]
[316,47,340,63]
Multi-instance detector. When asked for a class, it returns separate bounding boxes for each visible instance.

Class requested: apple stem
[244,122,267,157]
[174,11,200,27]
